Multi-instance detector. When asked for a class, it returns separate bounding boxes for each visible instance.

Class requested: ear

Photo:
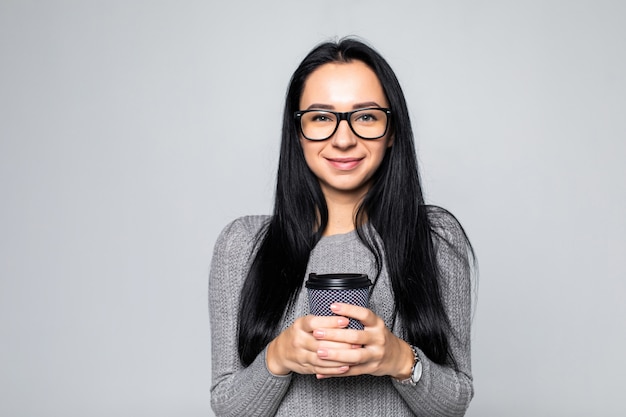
[386,135,395,148]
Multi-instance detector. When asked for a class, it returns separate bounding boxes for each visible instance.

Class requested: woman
[209,38,475,416]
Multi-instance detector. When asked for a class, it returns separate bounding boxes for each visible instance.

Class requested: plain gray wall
[1,1,624,416]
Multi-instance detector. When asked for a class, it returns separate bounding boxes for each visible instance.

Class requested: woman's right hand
[266,315,355,377]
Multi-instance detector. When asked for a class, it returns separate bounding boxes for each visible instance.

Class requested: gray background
[1,1,624,416]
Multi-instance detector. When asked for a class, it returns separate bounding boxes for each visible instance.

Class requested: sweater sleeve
[209,217,293,417]
[391,210,475,416]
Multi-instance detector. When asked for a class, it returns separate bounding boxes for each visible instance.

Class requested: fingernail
[313,330,325,338]
[339,366,349,372]
[317,349,328,358]
[330,303,340,311]
[337,317,349,326]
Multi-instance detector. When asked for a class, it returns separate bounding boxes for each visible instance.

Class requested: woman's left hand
[312,303,414,380]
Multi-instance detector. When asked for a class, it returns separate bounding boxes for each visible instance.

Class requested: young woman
[209,38,475,417]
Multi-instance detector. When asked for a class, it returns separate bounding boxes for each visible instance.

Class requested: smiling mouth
[326,157,364,170]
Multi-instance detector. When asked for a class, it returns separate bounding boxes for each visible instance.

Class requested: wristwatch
[398,345,422,386]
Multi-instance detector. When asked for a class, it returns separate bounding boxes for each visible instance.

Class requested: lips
[325,157,364,170]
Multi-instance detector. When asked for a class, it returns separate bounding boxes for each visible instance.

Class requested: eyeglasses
[294,107,392,141]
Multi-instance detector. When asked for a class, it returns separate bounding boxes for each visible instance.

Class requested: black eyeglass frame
[294,107,392,141]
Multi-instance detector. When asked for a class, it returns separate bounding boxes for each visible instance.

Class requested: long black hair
[238,38,472,367]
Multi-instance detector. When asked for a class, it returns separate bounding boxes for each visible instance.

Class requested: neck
[320,187,368,236]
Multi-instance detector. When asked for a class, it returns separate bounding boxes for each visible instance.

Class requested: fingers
[270,310,391,377]
[300,314,350,332]
[268,315,357,376]
[315,365,350,379]
[329,303,377,326]
[313,327,366,346]
[316,344,365,365]
[311,304,381,346]
[310,306,405,379]
[314,343,387,379]
[317,340,358,350]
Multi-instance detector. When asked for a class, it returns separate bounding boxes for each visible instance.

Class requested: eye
[309,112,335,123]
[354,111,379,123]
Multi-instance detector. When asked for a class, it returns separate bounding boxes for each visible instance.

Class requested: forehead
[300,60,387,108]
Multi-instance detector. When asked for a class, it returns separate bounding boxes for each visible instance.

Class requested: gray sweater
[209,213,473,416]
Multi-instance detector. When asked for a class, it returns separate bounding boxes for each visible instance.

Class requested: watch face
[412,360,423,383]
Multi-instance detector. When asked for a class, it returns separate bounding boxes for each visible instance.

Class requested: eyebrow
[305,101,383,110]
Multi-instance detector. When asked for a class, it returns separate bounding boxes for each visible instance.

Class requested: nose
[330,119,357,149]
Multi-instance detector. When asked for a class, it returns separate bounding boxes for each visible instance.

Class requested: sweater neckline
[319,229,359,244]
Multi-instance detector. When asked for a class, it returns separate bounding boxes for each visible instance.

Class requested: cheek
[371,143,390,164]
[300,141,321,169]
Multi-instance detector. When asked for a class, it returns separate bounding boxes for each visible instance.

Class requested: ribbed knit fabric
[209,212,473,416]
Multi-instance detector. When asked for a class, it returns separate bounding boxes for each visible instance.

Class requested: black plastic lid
[305,273,371,290]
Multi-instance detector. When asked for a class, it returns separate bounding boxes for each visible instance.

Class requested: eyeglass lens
[300,108,388,140]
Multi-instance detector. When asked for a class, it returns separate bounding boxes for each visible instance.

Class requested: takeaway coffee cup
[305,273,372,330]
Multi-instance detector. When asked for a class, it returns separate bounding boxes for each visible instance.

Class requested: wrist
[393,342,422,386]
[392,340,415,380]
[266,338,290,376]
